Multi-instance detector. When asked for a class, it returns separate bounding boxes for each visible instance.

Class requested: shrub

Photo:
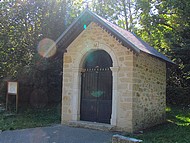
[167,86,190,107]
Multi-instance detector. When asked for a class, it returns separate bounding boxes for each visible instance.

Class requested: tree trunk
[122,0,129,30]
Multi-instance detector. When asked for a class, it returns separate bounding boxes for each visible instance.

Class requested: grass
[0,104,61,131]
[126,106,190,143]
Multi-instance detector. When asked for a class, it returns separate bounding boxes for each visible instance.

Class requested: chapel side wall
[61,22,134,132]
[132,53,166,131]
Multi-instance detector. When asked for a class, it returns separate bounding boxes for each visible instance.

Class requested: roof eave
[87,10,140,54]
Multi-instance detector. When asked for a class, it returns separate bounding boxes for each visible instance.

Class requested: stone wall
[132,53,166,131]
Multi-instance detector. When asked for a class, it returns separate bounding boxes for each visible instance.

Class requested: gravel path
[0,125,115,143]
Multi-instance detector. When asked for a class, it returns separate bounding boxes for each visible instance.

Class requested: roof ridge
[56,9,173,64]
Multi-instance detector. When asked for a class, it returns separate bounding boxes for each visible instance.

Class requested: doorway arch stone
[71,42,119,125]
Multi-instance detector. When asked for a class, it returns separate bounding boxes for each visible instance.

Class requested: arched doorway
[80,50,113,124]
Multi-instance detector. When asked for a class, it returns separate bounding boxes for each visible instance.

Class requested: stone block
[120,103,132,110]
[61,113,72,122]
[64,55,72,63]
[112,134,142,143]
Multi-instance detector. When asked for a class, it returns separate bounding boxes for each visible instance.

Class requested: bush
[167,86,190,107]
[0,80,7,102]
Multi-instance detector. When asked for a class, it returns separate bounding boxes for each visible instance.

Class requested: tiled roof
[57,9,173,64]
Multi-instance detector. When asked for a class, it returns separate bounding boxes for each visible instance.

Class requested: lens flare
[37,38,57,58]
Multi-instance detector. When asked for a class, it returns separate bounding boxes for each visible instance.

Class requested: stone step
[68,121,116,131]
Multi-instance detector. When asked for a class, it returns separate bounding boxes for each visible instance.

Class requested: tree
[0,0,69,104]
[134,0,190,88]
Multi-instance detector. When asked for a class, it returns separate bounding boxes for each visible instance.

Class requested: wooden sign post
[6,81,19,112]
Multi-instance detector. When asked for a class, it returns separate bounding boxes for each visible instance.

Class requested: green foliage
[0,105,61,131]
[90,0,139,31]
[0,0,67,81]
[135,0,190,87]
[167,87,190,107]
[138,124,190,143]
[0,1,65,107]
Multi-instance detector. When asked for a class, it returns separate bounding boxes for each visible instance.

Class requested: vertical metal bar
[80,72,83,119]
[96,68,99,121]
